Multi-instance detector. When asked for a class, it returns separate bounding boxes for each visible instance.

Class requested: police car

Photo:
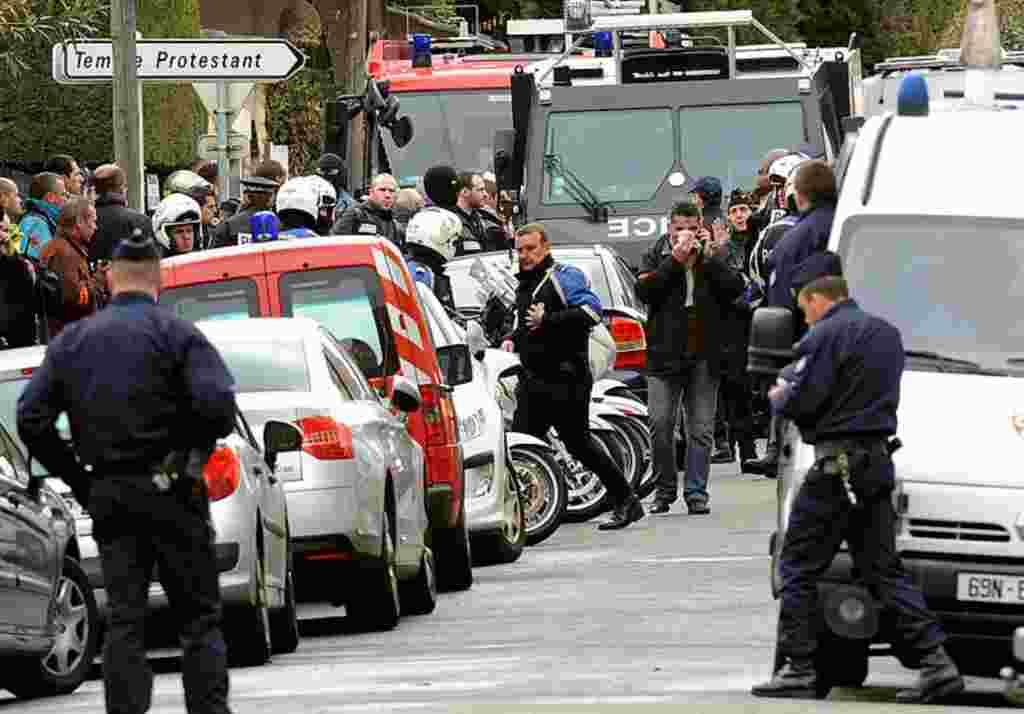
[762,68,1024,698]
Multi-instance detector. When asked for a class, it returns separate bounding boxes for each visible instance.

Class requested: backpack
[544,263,617,381]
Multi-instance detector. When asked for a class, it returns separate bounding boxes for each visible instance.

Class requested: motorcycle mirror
[466,321,489,358]
[390,116,414,148]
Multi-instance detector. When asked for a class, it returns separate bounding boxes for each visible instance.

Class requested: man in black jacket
[331,173,401,248]
[209,161,285,249]
[636,201,744,516]
[89,164,155,262]
[505,223,643,531]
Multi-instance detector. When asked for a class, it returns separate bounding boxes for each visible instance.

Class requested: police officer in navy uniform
[504,223,643,531]
[751,253,963,703]
[17,232,237,714]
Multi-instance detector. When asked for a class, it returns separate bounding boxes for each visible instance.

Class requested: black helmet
[422,165,459,209]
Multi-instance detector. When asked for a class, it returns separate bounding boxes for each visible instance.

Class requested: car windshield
[544,108,674,205]
[678,103,805,194]
[447,252,612,308]
[840,214,1024,372]
[160,278,260,322]
[205,337,311,392]
[382,90,513,187]
[279,267,397,379]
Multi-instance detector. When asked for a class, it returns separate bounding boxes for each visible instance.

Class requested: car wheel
[434,504,473,592]
[226,540,271,667]
[349,509,401,630]
[815,635,869,697]
[3,557,99,699]
[269,554,299,655]
[511,444,567,547]
[399,547,437,615]
[472,467,527,566]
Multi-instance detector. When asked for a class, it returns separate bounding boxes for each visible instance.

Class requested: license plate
[956,573,1024,604]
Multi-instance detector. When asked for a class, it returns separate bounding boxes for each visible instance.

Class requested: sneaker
[598,496,646,531]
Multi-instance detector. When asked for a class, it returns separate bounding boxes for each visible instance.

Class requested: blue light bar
[412,33,432,68]
[593,31,612,57]
[897,72,929,117]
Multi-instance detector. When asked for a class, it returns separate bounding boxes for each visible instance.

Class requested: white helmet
[275,178,320,223]
[768,153,808,182]
[152,193,201,250]
[405,206,462,261]
[296,175,337,208]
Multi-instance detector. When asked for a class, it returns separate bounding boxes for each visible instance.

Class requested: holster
[159,447,213,504]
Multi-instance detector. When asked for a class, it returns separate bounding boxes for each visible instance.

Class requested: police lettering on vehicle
[607,216,671,241]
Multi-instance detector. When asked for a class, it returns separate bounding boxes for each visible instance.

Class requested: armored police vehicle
[494,8,852,267]
[751,64,1024,700]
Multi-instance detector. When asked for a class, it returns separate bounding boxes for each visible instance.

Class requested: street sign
[53,38,305,84]
[197,132,250,160]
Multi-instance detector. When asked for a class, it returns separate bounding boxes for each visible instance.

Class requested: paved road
[3,465,1016,712]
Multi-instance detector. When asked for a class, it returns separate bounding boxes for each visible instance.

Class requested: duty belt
[812,437,903,507]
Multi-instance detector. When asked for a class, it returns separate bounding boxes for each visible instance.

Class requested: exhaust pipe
[960,0,1002,105]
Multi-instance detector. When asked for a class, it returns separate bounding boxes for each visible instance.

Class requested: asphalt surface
[3,463,1018,712]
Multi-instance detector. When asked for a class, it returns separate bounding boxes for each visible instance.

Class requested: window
[678,103,805,194]
[0,425,27,486]
[322,350,355,401]
[207,338,311,393]
[159,279,260,323]
[236,410,259,450]
[279,267,398,379]
[324,339,375,401]
[381,90,514,187]
[549,253,613,309]
[543,108,675,205]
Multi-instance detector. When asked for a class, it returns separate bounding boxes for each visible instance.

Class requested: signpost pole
[215,81,230,190]
[111,0,145,212]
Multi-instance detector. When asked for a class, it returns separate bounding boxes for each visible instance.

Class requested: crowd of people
[0,151,511,350]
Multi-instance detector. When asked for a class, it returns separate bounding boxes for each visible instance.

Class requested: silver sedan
[196,317,436,630]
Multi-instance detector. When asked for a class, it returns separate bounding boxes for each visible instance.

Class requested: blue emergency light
[412,34,432,68]
[897,72,929,116]
[593,31,613,58]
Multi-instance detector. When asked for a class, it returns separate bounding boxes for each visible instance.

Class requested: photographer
[636,201,744,516]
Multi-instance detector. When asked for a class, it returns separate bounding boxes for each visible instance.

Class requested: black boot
[743,441,778,478]
[598,494,645,531]
[712,438,734,464]
[895,646,964,704]
[751,658,817,699]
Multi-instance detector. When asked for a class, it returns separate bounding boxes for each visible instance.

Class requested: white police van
[758,70,1024,700]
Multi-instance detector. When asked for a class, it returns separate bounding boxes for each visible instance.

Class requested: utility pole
[348,0,369,190]
[111,0,145,211]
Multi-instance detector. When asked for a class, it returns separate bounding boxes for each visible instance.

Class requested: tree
[0,0,108,79]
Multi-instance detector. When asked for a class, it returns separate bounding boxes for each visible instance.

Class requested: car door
[0,425,59,632]
[236,411,288,596]
[322,335,424,560]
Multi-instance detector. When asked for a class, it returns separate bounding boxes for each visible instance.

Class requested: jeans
[648,361,719,505]
[91,477,231,714]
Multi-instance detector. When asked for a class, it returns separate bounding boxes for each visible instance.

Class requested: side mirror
[747,307,796,380]
[437,343,473,387]
[391,375,421,413]
[466,321,489,360]
[390,116,414,148]
[263,420,304,468]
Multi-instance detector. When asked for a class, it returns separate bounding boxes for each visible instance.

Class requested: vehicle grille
[908,519,1010,543]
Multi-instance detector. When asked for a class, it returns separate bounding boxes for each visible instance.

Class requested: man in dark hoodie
[90,164,156,262]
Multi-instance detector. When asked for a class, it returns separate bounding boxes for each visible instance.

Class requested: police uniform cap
[791,251,843,293]
[113,229,162,261]
[240,176,280,194]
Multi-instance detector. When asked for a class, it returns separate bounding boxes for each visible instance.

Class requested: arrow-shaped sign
[53,38,306,84]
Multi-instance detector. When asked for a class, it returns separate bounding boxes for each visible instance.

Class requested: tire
[620,415,656,499]
[3,557,99,699]
[472,465,527,566]
[348,509,401,630]
[399,547,437,615]
[269,555,299,655]
[511,444,567,546]
[815,636,869,696]
[563,429,629,523]
[227,542,272,667]
[603,415,645,489]
[434,504,474,593]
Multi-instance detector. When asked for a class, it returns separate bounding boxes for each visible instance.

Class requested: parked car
[414,282,527,565]
[196,317,435,629]
[0,346,300,667]
[446,245,648,397]
[161,236,473,592]
[0,410,97,699]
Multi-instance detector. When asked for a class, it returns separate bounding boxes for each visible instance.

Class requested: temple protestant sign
[53,39,305,84]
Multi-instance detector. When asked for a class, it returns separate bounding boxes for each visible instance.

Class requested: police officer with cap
[751,252,962,703]
[210,174,281,249]
[18,231,237,714]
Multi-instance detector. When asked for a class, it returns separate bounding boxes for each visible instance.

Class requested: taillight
[297,416,355,460]
[204,447,241,502]
[419,384,458,447]
[610,316,647,370]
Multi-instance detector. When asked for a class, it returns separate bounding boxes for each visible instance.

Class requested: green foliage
[266,66,339,177]
[0,0,206,170]
[0,0,108,79]
[682,0,800,47]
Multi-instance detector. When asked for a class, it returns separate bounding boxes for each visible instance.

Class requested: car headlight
[459,407,487,442]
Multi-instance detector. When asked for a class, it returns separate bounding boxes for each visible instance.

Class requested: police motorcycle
[465,256,648,523]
